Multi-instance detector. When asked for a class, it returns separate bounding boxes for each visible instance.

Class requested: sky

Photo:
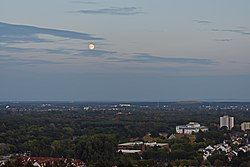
[0,0,250,101]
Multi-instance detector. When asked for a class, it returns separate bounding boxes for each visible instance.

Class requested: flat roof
[118,149,141,154]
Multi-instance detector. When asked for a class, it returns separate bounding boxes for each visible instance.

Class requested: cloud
[0,54,62,66]
[0,54,11,59]
[0,46,41,53]
[45,49,72,55]
[43,48,117,58]
[193,20,212,24]
[0,45,116,59]
[73,49,117,57]
[74,7,142,15]
[214,39,232,42]
[70,0,97,4]
[0,22,114,65]
[0,45,71,56]
[212,28,250,36]
[0,22,103,44]
[107,53,215,65]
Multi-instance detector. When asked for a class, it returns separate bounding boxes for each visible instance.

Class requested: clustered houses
[21,157,86,167]
[203,142,236,161]
[202,129,250,161]
[0,155,11,166]
[118,141,169,154]
[0,157,86,167]
[173,116,250,163]
[202,142,250,161]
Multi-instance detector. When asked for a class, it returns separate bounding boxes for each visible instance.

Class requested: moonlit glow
[88,42,95,50]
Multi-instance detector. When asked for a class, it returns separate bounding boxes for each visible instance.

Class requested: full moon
[88,43,95,50]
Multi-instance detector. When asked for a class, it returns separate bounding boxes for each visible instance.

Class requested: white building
[241,122,250,131]
[117,141,169,154]
[118,149,142,154]
[220,116,234,130]
[176,122,208,134]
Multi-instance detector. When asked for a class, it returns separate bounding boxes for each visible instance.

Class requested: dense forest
[0,102,250,166]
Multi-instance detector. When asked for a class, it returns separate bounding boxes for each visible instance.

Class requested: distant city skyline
[0,0,250,101]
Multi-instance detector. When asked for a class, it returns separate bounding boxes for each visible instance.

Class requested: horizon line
[1,100,250,103]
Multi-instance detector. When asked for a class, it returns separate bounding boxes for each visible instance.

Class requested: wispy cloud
[0,45,72,56]
[193,20,212,24]
[73,49,117,57]
[0,22,103,44]
[0,54,62,66]
[74,7,143,15]
[70,0,97,4]
[214,39,232,42]
[194,20,250,41]
[107,53,215,65]
[0,22,115,66]
[0,45,116,59]
[212,28,250,36]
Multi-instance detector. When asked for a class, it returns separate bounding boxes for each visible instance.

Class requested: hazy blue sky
[0,0,250,101]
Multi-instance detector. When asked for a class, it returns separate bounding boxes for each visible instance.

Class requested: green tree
[75,134,118,166]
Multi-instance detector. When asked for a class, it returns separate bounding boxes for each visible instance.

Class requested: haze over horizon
[1,0,250,101]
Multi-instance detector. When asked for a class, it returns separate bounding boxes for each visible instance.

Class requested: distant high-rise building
[220,115,234,130]
[241,122,250,131]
